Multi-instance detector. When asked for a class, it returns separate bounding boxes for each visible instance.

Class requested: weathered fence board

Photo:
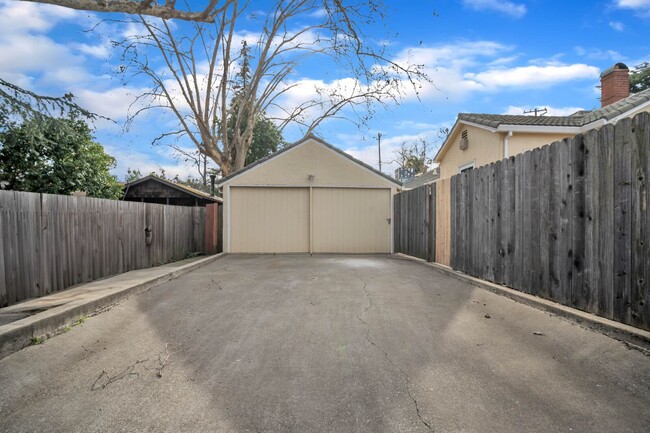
[448,112,650,331]
[0,193,211,307]
[394,184,434,261]
[434,178,451,266]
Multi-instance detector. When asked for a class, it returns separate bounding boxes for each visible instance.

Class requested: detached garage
[218,135,401,254]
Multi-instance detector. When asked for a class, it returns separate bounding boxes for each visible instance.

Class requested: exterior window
[458,162,475,173]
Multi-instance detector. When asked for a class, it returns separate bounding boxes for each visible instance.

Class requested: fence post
[204,203,219,255]
[427,184,435,262]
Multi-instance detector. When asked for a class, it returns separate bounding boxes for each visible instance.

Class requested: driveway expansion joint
[354,272,435,433]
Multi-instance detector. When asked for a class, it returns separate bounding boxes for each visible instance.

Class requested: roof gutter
[494,124,581,134]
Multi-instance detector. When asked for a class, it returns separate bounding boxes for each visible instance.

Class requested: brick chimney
[600,62,629,107]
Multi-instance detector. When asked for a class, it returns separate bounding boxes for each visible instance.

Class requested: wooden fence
[394,179,452,265]
[451,113,649,330]
[0,192,214,307]
[395,111,650,331]
[394,185,434,261]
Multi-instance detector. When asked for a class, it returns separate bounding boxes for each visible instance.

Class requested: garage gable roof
[217,134,401,186]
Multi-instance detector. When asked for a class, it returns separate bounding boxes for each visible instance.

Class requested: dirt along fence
[394,111,649,331]
[0,192,219,307]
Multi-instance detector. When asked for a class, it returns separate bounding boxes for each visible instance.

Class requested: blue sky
[1,0,649,179]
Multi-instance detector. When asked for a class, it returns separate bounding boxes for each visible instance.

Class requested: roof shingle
[458,88,650,129]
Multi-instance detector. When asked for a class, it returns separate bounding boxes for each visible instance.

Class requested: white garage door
[312,188,391,253]
[230,187,310,253]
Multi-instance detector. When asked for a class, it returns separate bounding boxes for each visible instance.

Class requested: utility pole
[377,132,382,172]
[523,107,548,116]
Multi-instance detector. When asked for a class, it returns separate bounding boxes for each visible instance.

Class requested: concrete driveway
[0,255,648,433]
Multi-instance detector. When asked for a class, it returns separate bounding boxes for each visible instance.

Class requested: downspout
[504,131,513,158]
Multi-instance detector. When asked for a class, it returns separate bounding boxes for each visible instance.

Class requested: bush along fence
[395,111,649,331]
[0,192,219,307]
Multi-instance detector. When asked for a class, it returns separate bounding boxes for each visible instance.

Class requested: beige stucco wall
[438,125,575,179]
[437,125,503,179]
[227,138,396,188]
[507,132,574,159]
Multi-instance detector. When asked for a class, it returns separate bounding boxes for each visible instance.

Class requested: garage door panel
[231,187,309,253]
[312,188,391,253]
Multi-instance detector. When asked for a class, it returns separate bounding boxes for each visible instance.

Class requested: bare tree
[393,137,433,174]
[19,0,228,22]
[115,0,430,175]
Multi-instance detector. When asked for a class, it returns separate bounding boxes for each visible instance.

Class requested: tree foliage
[124,168,143,183]
[630,62,650,94]
[0,118,123,199]
[243,116,285,166]
[393,137,434,174]
[0,78,96,129]
[227,41,285,167]
[116,0,429,175]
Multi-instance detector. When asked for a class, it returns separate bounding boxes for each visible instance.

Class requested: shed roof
[402,168,440,190]
[124,174,222,203]
[217,134,401,186]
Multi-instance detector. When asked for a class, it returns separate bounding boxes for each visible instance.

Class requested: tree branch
[21,0,227,23]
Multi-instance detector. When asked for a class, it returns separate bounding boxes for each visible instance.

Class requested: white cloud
[0,33,82,75]
[574,47,622,61]
[488,55,520,66]
[395,41,510,70]
[309,8,329,18]
[391,42,600,102]
[72,42,111,59]
[395,120,442,130]
[462,0,527,18]
[609,21,626,31]
[105,143,199,181]
[615,0,650,16]
[74,86,152,119]
[336,128,447,175]
[0,0,82,33]
[615,0,650,10]
[465,64,600,89]
[503,106,586,116]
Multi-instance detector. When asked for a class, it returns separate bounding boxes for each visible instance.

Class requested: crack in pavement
[354,272,435,433]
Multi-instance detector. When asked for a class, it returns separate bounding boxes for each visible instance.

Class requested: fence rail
[0,192,213,307]
[394,111,650,331]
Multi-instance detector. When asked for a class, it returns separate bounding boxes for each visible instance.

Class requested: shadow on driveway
[0,255,649,433]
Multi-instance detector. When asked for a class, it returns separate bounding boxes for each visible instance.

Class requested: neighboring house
[217,134,401,254]
[401,167,440,190]
[123,174,222,207]
[434,63,650,179]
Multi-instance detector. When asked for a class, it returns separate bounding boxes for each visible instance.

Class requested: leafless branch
[20,0,227,23]
[114,0,430,175]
